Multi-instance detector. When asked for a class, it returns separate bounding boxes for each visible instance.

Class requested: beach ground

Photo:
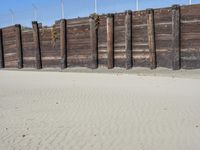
[0,69,200,150]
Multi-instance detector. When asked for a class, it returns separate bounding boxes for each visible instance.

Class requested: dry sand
[0,69,200,150]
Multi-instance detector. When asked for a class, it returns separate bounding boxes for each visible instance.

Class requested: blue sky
[0,0,199,27]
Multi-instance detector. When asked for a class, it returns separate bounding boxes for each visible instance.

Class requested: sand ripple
[0,71,200,150]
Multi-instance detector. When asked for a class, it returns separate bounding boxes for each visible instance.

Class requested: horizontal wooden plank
[181,4,200,21]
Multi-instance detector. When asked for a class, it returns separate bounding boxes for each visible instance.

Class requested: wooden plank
[0,29,4,68]
[107,14,114,69]
[147,9,156,69]
[15,24,23,69]
[172,5,181,70]
[60,19,67,69]
[125,10,132,69]
[89,15,98,69]
[1,5,200,70]
[32,21,42,69]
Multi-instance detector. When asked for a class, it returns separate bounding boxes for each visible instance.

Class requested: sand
[0,69,200,150]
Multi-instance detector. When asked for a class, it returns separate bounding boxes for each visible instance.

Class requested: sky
[0,0,200,27]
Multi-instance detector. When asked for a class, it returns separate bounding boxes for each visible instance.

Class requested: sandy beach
[0,69,200,150]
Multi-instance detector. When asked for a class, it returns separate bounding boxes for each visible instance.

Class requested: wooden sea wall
[0,4,200,70]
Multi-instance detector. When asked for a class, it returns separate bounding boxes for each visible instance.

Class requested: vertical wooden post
[0,29,4,68]
[89,15,98,69]
[125,10,132,69]
[32,21,42,69]
[147,9,156,69]
[107,14,114,69]
[60,19,67,69]
[15,24,23,69]
[172,5,181,70]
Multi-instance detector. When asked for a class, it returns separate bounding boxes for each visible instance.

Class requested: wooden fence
[0,4,200,70]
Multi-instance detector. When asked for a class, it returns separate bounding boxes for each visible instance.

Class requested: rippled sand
[0,70,200,150]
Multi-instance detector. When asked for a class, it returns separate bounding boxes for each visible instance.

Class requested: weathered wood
[107,14,114,69]
[172,5,181,70]
[32,21,42,69]
[15,24,23,69]
[60,19,67,69]
[125,10,132,69]
[89,16,98,69]
[147,9,156,69]
[0,29,4,68]
[0,4,200,70]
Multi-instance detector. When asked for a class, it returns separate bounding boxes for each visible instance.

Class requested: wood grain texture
[89,17,98,69]
[32,21,42,69]
[125,11,132,69]
[60,19,67,69]
[0,4,200,70]
[114,13,126,68]
[0,29,4,68]
[147,9,156,69]
[2,26,17,68]
[66,18,91,67]
[107,14,114,69]
[180,4,200,69]
[172,5,181,70]
[15,24,23,69]
[22,30,35,68]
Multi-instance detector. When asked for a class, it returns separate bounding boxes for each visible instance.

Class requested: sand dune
[0,70,200,150]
